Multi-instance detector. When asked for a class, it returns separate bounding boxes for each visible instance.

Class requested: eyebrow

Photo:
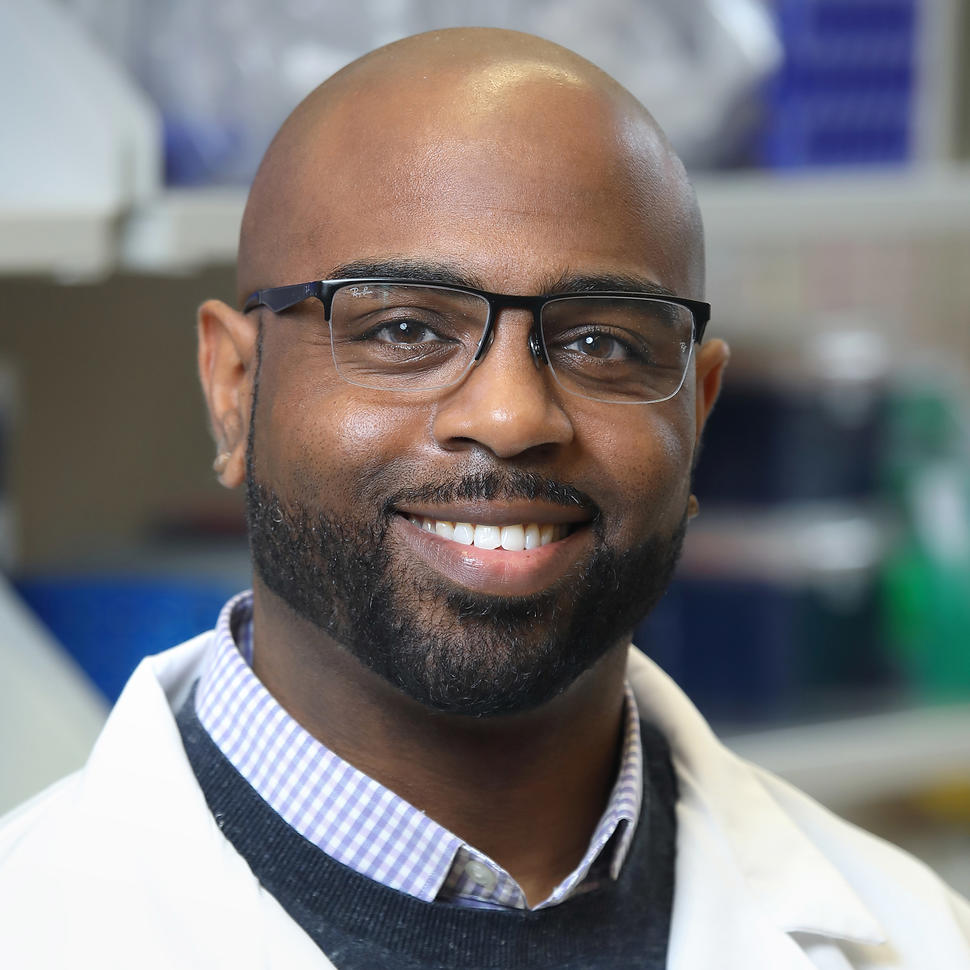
[324,258,678,299]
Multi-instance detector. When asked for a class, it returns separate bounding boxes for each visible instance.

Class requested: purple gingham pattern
[195,590,643,910]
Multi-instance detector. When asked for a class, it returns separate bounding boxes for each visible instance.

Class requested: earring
[687,494,700,520]
[212,451,231,475]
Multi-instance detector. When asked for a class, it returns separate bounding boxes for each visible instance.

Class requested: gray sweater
[177,688,677,969]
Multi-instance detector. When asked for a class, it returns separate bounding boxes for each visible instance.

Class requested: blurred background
[1,0,968,889]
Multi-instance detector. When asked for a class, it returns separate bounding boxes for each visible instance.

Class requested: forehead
[258,67,696,296]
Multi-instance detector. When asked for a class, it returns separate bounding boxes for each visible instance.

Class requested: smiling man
[1,27,969,970]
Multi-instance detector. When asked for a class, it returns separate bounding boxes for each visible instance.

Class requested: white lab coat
[0,632,968,969]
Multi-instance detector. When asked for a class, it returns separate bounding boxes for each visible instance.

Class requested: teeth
[473,524,502,549]
[414,516,568,550]
[453,522,474,545]
[500,524,525,551]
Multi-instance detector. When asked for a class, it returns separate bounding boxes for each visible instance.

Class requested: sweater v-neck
[177,686,677,970]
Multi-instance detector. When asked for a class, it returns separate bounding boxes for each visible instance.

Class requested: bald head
[237,28,703,305]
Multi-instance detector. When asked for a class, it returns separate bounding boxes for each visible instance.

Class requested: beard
[247,467,686,718]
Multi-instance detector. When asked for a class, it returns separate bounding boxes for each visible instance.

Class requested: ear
[693,337,729,439]
[197,299,259,489]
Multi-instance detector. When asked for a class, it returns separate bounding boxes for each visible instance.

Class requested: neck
[250,583,631,906]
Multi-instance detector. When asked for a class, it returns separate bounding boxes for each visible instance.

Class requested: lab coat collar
[626,646,888,962]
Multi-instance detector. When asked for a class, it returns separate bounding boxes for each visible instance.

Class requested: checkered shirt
[195,590,643,910]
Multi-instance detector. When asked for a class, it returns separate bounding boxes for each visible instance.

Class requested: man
[1,27,968,969]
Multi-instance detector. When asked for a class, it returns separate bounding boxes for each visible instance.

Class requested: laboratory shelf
[111,167,970,274]
[3,167,970,279]
[121,187,246,274]
[695,166,970,244]
[0,208,119,281]
[725,702,970,811]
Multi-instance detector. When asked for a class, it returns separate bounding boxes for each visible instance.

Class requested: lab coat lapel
[626,648,887,968]
[668,795,822,969]
[79,638,337,970]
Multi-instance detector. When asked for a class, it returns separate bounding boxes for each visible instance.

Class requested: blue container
[15,575,240,702]
[759,0,917,168]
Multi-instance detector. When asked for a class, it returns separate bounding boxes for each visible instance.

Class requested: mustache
[384,470,600,518]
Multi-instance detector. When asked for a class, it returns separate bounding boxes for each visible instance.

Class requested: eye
[365,319,442,345]
[562,331,639,360]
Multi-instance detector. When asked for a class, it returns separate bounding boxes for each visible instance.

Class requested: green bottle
[883,380,970,700]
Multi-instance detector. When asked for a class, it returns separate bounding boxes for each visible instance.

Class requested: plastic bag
[67,0,780,184]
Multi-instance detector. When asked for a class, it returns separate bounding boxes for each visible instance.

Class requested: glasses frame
[243,278,711,403]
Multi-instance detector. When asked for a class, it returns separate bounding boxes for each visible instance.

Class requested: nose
[431,310,575,459]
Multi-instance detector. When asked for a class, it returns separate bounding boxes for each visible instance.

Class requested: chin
[247,474,686,718]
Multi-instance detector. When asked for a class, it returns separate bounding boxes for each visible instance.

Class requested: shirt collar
[195,590,643,910]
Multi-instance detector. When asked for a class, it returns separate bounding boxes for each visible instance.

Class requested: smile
[391,504,593,597]
[405,516,571,551]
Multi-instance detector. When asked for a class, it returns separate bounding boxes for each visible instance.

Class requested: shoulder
[626,647,970,968]
[0,629,323,967]
[751,760,970,950]
[0,632,254,965]
[0,770,84,862]
[0,633,211,861]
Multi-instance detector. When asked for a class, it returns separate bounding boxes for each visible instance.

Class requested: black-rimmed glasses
[243,278,710,405]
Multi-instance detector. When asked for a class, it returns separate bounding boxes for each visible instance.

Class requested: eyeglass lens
[329,283,695,403]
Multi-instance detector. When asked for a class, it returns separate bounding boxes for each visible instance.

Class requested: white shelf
[122,187,246,274]
[119,167,970,275]
[2,166,970,279]
[725,703,970,811]
[695,167,970,244]
[0,208,117,282]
